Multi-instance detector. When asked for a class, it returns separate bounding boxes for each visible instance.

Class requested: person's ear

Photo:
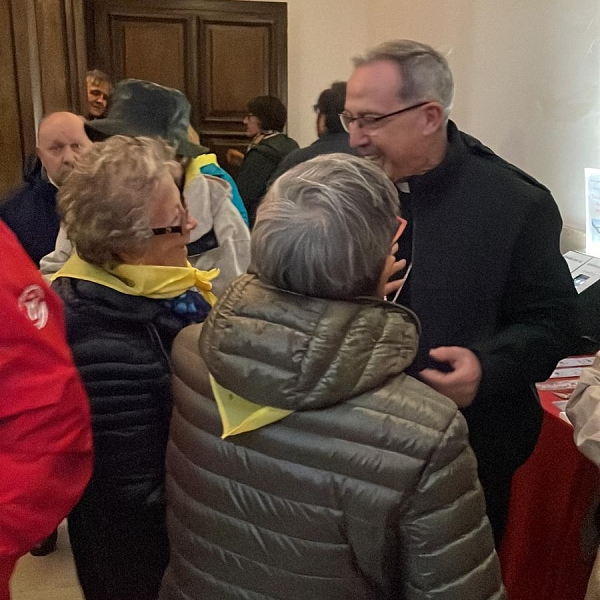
[422,102,445,136]
[316,113,326,137]
[376,254,397,298]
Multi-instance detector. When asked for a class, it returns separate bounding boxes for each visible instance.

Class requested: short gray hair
[354,39,454,121]
[250,154,399,299]
[57,135,180,268]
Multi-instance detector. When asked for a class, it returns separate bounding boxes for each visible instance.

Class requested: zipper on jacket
[147,322,173,373]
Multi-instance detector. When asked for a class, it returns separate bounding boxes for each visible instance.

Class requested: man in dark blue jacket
[344,39,578,544]
[0,112,92,265]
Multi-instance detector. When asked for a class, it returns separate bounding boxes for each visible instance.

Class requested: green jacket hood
[199,274,420,411]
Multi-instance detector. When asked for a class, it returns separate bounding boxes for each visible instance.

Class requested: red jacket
[0,222,93,600]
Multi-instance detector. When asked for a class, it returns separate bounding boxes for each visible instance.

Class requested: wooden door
[87,0,287,174]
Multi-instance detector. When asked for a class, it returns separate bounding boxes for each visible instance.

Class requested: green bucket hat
[85,78,209,157]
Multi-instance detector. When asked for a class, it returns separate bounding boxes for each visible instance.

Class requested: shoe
[30,529,58,556]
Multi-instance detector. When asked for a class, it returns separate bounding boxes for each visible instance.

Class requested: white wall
[240,1,600,229]
[239,0,368,147]
[368,0,600,229]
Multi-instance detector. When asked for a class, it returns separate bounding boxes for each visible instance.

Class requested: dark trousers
[477,466,513,548]
[68,481,169,600]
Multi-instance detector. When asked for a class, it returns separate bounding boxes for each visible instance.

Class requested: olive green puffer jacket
[160,274,505,600]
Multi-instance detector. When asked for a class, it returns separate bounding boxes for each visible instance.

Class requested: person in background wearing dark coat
[51,136,217,600]
[0,112,92,266]
[159,154,505,600]
[269,81,355,183]
[228,95,298,226]
[343,39,578,544]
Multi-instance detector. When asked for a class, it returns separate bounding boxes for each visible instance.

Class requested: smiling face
[345,60,439,182]
[86,80,111,118]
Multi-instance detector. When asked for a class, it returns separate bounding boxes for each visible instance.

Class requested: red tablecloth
[499,389,600,600]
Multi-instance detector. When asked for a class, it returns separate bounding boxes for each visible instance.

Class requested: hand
[419,346,482,408]
[383,258,407,298]
[383,240,407,299]
[226,148,244,168]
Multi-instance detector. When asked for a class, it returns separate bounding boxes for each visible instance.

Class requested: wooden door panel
[34,0,71,113]
[202,22,270,119]
[89,0,287,163]
[0,0,24,195]
[111,16,194,98]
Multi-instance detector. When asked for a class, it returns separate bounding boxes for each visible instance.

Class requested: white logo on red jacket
[18,285,49,329]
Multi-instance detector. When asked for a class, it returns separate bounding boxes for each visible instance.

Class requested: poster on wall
[585,167,600,257]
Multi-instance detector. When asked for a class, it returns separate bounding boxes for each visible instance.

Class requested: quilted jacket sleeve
[399,410,505,600]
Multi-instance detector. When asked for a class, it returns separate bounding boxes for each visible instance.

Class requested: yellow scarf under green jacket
[52,253,219,306]
[210,374,293,438]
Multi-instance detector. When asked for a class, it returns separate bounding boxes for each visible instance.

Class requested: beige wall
[370,0,600,230]
[243,0,599,229]
[239,0,368,147]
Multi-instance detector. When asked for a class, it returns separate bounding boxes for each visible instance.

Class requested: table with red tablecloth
[499,387,600,600]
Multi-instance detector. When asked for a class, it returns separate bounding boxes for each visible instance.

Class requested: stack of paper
[563,251,600,293]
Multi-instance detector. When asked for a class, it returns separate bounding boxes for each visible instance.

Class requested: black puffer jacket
[52,277,193,600]
[160,275,505,600]
[53,277,186,496]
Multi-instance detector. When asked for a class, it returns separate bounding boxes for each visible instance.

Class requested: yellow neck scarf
[210,375,293,438]
[52,253,219,305]
[185,153,219,183]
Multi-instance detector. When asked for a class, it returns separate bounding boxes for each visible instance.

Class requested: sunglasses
[151,204,189,236]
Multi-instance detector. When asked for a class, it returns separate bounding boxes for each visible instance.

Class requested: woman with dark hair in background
[228,95,298,226]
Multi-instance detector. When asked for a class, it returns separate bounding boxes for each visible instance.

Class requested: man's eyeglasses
[339,101,431,133]
[151,205,189,236]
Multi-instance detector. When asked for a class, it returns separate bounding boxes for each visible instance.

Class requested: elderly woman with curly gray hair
[50,135,218,600]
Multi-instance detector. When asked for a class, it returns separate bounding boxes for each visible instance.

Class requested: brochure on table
[585,167,600,257]
[563,250,600,293]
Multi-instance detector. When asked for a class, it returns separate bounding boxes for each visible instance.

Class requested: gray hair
[57,135,180,268]
[354,39,454,121]
[250,154,399,299]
